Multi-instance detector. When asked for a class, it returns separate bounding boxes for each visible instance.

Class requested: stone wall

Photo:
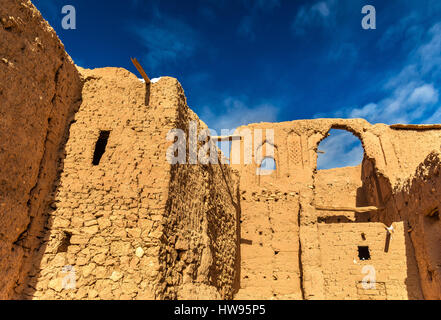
[0,0,82,299]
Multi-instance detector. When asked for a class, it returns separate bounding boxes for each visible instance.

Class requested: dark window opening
[361,233,366,241]
[57,231,72,253]
[428,269,433,282]
[358,246,371,260]
[92,130,110,165]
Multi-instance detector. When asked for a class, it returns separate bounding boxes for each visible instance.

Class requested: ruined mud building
[1,1,440,300]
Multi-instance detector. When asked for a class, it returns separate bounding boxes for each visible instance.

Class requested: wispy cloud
[317,129,364,170]
[130,16,199,72]
[201,96,280,132]
[291,0,336,36]
[237,0,280,40]
[241,0,280,11]
[237,16,255,40]
[315,22,441,125]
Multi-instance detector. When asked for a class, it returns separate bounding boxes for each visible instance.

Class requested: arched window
[317,129,363,170]
[256,157,276,175]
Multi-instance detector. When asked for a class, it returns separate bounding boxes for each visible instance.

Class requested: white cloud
[317,129,364,170]
[317,22,441,125]
[201,96,279,132]
[131,16,199,72]
[408,84,439,105]
[292,0,336,35]
[313,1,331,17]
[237,0,280,40]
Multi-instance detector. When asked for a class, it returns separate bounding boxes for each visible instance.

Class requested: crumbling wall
[365,151,441,299]
[18,66,238,300]
[230,125,303,300]
[318,222,422,300]
[20,69,178,299]
[233,119,441,300]
[0,0,82,299]
[315,165,367,208]
[161,81,239,300]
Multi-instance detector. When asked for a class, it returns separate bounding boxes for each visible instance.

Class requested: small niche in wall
[358,246,371,261]
[92,130,110,165]
[57,231,72,253]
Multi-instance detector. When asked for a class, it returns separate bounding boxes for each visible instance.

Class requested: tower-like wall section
[18,68,238,300]
[162,94,239,299]
[364,151,441,299]
[0,0,82,299]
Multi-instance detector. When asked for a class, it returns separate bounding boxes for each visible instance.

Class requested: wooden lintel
[131,58,150,84]
[315,205,381,213]
[211,135,242,141]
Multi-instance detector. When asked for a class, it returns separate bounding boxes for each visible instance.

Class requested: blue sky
[33,0,441,169]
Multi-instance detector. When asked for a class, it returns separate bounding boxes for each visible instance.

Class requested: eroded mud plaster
[1,0,441,300]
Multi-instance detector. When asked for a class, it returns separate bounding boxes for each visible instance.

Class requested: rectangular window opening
[358,246,371,260]
[92,130,110,165]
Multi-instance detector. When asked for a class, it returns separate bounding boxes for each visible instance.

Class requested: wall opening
[256,157,276,176]
[217,140,232,164]
[260,157,276,171]
[92,130,110,165]
[358,246,371,260]
[317,129,363,170]
[57,231,72,253]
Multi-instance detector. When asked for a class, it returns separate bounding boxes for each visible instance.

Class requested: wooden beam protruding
[131,58,150,85]
[315,205,381,213]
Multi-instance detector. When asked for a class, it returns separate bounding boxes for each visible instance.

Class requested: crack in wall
[297,203,305,300]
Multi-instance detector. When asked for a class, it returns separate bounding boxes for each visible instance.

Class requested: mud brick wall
[234,189,302,300]
[367,151,441,299]
[318,222,422,299]
[2,0,441,301]
[162,86,239,300]
[19,69,180,299]
[232,119,441,300]
[16,67,239,300]
[0,0,82,299]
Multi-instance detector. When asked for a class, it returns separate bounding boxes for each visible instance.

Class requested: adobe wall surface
[1,0,441,301]
[315,165,367,208]
[14,67,238,300]
[231,119,441,299]
[366,151,441,299]
[318,222,422,300]
[0,0,82,299]
[162,83,239,300]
